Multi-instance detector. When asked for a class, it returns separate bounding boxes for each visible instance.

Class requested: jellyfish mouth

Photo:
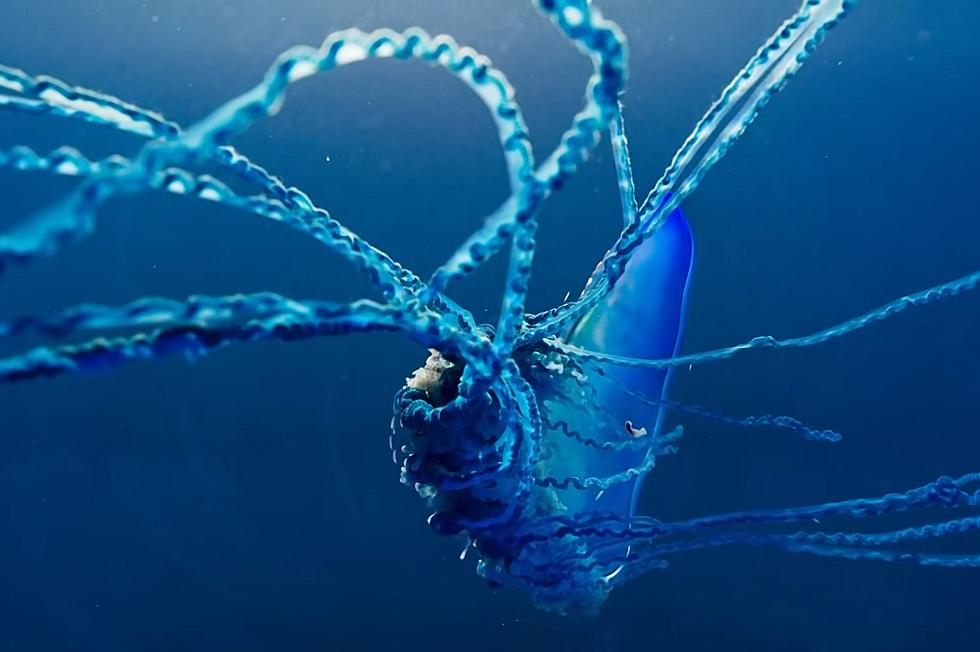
[405,348,463,406]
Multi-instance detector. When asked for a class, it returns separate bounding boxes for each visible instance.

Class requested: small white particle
[336,43,367,65]
[562,6,585,26]
[199,187,221,201]
[288,60,318,82]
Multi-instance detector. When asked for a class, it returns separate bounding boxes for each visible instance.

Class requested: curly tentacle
[426,0,629,302]
[553,265,980,370]
[0,299,407,385]
[522,0,857,344]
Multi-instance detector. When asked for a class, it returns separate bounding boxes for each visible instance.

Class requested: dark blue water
[2,1,978,650]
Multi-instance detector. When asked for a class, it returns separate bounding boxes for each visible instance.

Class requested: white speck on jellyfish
[562,6,585,26]
[288,60,318,82]
[374,42,396,58]
[54,159,81,175]
[198,186,221,201]
[336,43,367,65]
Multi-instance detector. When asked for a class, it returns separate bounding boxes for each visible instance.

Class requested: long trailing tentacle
[0,144,433,296]
[177,27,537,320]
[521,0,857,344]
[624,473,980,568]
[522,345,842,448]
[519,474,980,589]
[0,128,416,310]
[426,0,630,298]
[0,298,408,385]
[0,27,558,364]
[553,264,980,370]
[0,292,327,338]
[0,64,179,138]
[610,102,638,229]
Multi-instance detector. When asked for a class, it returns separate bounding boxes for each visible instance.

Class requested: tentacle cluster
[2,0,978,614]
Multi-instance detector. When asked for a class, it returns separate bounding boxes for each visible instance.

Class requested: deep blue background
[2,1,979,650]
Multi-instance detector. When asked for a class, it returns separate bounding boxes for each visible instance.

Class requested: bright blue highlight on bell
[2,0,980,615]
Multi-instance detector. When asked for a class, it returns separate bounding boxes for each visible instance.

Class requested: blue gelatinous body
[2,0,980,615]
[552,206,693,519]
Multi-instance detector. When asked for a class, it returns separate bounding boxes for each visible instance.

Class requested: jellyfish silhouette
[1,0,979,614]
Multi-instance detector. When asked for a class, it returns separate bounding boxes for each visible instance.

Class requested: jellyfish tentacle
[487,2,630,360]
[0,58,437,306]
[427,0,630,297]
[0,145,128,177]
[1,64,419,297]
[588,363,842,442]
[519,474,980,591]
[0,65,337,232]
[619,517,980,569]
[780,515,980,548]
[750,537,980,567]
[637,0,856,221]
[534,432,670,491]
[0,292,330,339]
[0,30,554,334]
[665,404,841,443]
[0,146,387,287]
[0,300,408,385]
[179,31,533,181]
[603,0,855,311]
[0,162,421,308]
[521,0,856,343]
[525,344,840,445]
[0,94,167,141]
[180,28,538,321]
[671,474,980,530]
[558,474,980,547]
[0,149,404,296]
[555,264,980,371]
[608,531,980,574]
[201,28,539,364]
[0,64,179,138]
[541,415,681,453]
[610,102,639,229]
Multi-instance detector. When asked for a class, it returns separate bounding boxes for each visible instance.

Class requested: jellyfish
[1,0,979,615]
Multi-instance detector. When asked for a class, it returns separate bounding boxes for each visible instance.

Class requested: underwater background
[1,1,978,650]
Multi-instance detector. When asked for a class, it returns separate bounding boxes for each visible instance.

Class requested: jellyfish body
[554,205,693,520]
[2,0,980,618]
[494,205,694,611]
[390,207,694,612]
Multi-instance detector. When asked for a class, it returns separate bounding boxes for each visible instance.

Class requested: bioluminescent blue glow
[2,0,979,614]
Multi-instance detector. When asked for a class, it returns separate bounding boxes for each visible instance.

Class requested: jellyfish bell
[547,205,694,520]
[5,0,979,622]
[510,205,694,609]
[391,205,694,612]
